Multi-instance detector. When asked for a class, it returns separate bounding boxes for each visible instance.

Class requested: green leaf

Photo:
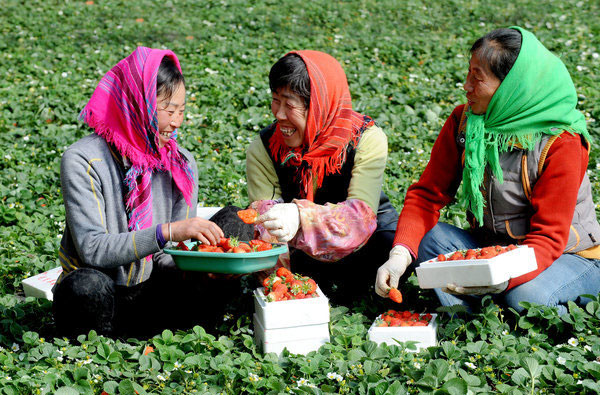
[54,388,79,395]
[511,367,529,387]
[582,361,600,379]
[161,329,174,343]
[347,349,367,361]
[363,360,380,375]
[118,379,137,395]
[386,381,407,394]
[425,360,449,382]
[520,357,542,379]
[21,331,38,345]
[139,354,151,370]
[441,378,467,395]
[458,368,480,386]
[73,367,89,381]
[107,351,121,363]
[87,330,97,342]
[374,382,389,395]
[103,381,119,394]
[518,316,534,329]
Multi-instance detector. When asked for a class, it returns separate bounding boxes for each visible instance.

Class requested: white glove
[256,203,300,242]
[443,281,508,295]
[375,245,412,297]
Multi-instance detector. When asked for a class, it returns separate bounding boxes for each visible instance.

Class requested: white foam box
[253,287,330,330]
[253,314,330,355]
[415,245,537,289]
[367,314,438,351]
[196,206,223,220]
[22,267,63,301]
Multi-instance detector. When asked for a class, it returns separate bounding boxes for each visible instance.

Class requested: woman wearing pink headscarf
[53,47,225,337]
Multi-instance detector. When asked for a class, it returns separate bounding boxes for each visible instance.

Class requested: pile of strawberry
[437,244,518,262]
[262,267,319,302]
[176,237,273,253]
[376,310,433,327]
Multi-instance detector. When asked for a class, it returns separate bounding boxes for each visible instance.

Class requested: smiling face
[156,83,186,148]
[463,53,501,115]
[271,86,308,148]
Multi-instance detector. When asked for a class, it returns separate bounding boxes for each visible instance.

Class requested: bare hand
[163,218,224,246]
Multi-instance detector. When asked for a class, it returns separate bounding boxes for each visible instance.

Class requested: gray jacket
[57,134,198,286]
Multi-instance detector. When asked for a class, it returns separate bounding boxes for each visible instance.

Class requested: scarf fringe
[81,109,162,170]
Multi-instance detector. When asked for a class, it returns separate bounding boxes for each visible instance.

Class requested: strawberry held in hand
[388,287,403,304]
[237,208,259,224]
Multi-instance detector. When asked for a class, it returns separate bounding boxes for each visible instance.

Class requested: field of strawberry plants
[1,0,600,393]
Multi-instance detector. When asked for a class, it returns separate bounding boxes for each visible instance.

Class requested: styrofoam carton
[416,245,537,289]
[367,314,438,351]
[22,267,63,301]
[253,287,330,330]
[253,314,329,355]
[253,314,329,343]
[196,206,222,220]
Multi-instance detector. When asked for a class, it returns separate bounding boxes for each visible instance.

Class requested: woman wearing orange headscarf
[246,51,399,301]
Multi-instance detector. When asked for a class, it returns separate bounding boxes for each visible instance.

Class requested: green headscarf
[461,26,590,224]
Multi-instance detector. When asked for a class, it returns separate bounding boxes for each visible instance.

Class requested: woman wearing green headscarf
[375,27,600,315]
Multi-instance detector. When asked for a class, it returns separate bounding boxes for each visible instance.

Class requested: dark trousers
[53,267,240,338]
[290,229,399,305]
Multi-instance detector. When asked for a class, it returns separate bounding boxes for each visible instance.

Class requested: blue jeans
[417,223,600,315]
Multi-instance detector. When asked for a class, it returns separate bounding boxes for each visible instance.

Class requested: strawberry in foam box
[253,267,330,355]
[368,310,438,351]
[416,244,537,289]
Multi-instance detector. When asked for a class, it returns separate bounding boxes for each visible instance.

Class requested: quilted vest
[456,109,600,253]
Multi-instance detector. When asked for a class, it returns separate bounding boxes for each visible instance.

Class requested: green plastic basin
[164,242,288,274]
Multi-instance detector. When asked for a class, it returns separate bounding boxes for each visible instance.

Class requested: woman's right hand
[162,218,224,246]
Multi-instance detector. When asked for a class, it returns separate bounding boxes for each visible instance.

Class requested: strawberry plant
[1,0,599,393]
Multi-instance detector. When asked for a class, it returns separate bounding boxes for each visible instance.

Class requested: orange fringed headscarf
[268,50,374,201]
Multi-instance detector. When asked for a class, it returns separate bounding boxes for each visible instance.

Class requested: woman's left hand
[255,203,300,242]
[443,281,508,295]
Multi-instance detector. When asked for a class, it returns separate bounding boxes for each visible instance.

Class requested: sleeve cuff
[156,224,167,249]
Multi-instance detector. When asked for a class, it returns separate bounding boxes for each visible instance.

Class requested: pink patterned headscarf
[79,47,194,231]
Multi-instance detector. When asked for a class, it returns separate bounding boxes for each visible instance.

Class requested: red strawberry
[256,243,272,251]
[276,267,293,283]
[389,317,402,327]
[218,237,236,250]
[305,278,317,294]
[437,254,446,261]
[237,208,259,224]
[388,288,403,304]
[177,241,190,251]
[262,277,272,289]
[289,280,304,295]
[250,239,272,251]
[294,292,306,299]
[238,242,252,252]
[273,283,288,294]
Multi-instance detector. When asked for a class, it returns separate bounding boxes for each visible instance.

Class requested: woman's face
[157,83,186,148]
[271,86,308,148]
[463,53,501,115]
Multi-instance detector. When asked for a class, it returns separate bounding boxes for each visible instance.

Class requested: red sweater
[394,104,590,290]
